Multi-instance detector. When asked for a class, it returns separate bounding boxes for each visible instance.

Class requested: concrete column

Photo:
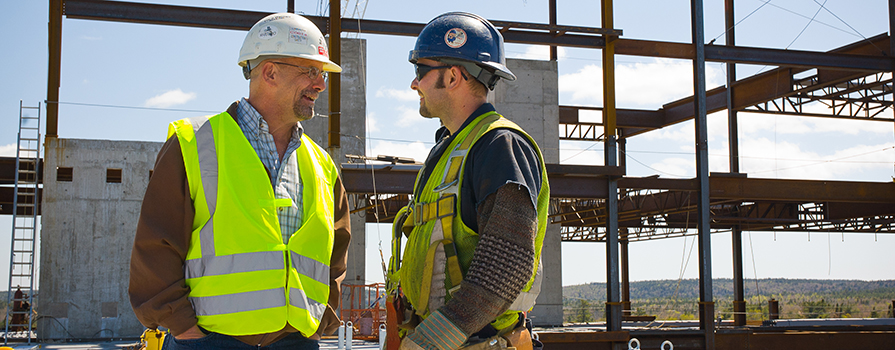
[490,58,562,326]
[305,38,368,288]
[39,138,162,340]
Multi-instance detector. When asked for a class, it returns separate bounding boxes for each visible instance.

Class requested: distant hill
[564,278,895,301]
[563,279,895,321]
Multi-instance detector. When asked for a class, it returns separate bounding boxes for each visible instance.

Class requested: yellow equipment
[140,328,166,350]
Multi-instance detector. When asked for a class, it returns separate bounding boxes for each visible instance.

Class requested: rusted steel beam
[538,331,629,345]
[615,37,894,71]
[622,35,893,137]
[0,157,44,185]
[710,177,895,203]
[0,187,43,216]
[62,1,891,70]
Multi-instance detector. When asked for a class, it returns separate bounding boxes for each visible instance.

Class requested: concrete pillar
[39,138,162,340]
[304,38,368,289]
[490,58,562,326]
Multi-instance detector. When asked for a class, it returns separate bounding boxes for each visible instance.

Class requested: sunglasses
[271,61,328,81]
[414,64,452,81]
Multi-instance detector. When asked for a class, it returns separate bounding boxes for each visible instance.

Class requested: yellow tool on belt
[140,328,166,350]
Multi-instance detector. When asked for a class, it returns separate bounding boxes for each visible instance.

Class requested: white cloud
[144,89,197,108]
[0,144,15,157]
[559,142,603,165]
[375,87,418,102]
[507,45,567,60]
[558,64,603,102]
[736,137,895,180]
[370,140,431,164]
[396,105,425,126]
[559,58,725,108]
[649,157,693,178]
[365,112,380,133]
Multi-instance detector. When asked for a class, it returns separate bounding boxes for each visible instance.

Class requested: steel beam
[690,0,715,348]
[602,0,623,335]
[61,0,889,70]
[47,0,62,138]
[328,0,341,149]
[615,38,894,71]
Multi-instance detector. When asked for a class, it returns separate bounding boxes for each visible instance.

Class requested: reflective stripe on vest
[169,112,337,337]
[399,112,550,331]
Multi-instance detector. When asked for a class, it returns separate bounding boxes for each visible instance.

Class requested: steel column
[601,0,622,335]
[549,0,557,61]
[287,0,294,13]
[725,0,747,328]
[890,0,895,139]
[691,0,715,348]
[328,0,341,149]
[620,233,631,317]
[47,0,62,138]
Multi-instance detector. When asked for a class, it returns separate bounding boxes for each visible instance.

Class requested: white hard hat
[238,13,341,79]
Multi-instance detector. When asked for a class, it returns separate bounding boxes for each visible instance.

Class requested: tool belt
[459,325,538,350]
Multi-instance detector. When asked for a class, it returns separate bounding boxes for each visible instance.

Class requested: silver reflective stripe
[184,251,285,280]
[509,260,543,312]
[193,118,218,258]
[290,252,330,286]
[191,288,286,316]
[289,287,327,319]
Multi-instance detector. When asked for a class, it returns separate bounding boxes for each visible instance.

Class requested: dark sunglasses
[414,64,452,81]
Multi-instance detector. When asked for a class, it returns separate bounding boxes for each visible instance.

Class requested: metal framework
[0,0,889,348]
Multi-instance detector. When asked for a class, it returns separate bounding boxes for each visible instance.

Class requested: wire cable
[784,0,827,50]
[812,0,887,55]
[44,101,217,114]
[709,0,774,44]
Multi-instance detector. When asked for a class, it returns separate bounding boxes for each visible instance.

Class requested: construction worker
[129,13,351,349]
[388,12,549,350]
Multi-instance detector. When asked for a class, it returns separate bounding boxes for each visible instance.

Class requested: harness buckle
[436,194,456,220]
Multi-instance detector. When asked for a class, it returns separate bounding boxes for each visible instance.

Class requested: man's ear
[446,66,466,89]
[259,61,278,86]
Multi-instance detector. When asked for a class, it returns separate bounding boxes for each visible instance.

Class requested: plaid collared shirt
[235,98,304,244]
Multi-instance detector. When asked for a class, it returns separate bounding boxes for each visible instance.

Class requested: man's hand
[174,325,206,340]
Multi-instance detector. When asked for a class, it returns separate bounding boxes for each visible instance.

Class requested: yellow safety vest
[168,112,337,337]
[392,111,550,332]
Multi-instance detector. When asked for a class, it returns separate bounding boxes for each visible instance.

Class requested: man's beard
[293,87,318,121]
[418,70,446,119]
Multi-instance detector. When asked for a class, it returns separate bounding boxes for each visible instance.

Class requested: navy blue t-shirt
[415,103,542,232]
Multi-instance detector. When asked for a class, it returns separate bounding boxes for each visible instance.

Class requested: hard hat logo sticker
[444,28,467,49]
[259,25,278,40]
[289,28,309,44]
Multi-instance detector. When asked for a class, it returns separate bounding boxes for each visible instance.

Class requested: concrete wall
[491,58,563,326]
[303,38,368,290]
[39,138,162,339]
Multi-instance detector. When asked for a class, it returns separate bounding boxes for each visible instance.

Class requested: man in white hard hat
[129,13,351,349]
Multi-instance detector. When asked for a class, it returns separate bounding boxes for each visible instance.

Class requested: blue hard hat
[409,12,516,90]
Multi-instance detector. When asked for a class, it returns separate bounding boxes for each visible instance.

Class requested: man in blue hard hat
[387,12,550,350]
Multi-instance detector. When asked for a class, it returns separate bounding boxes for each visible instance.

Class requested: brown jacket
[128,106,351,346]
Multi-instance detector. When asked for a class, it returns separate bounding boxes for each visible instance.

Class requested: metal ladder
[4,101,41,344]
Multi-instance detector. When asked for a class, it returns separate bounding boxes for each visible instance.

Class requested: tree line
[563,279,895,323]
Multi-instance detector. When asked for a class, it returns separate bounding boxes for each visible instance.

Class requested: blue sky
[1,0,893,290]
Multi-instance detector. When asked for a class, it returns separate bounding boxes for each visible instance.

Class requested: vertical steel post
[287,0,294,13]
[725,0,747,328]
[620,233,631,317]
[691,0,715,348]
[328,0,341,149]
[890,0,895,140]
[601,0,622,334]
[549,0,557,61]
[47,0,63,138]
